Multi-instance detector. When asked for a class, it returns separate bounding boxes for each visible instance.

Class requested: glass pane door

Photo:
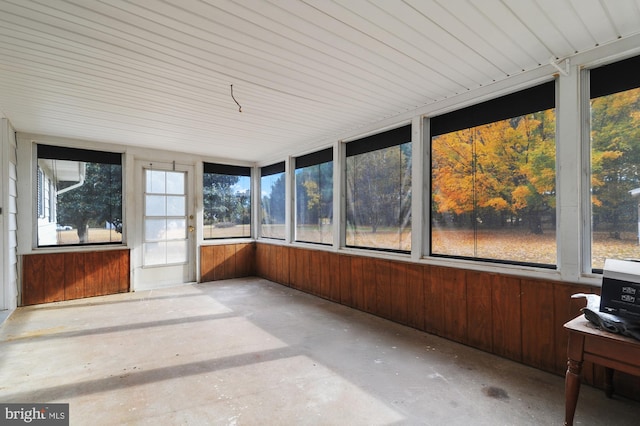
[143,169,187,266]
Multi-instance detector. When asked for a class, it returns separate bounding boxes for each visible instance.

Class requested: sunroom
[1,1,640,424]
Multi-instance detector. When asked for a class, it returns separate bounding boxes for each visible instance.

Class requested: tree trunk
[77,221,89,243]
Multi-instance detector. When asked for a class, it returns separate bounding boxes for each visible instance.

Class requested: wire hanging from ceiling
[230,84,242,112]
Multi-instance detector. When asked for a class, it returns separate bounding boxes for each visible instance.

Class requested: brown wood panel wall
[254,243,640,399]
[22,249,130,305]
[200,243,256,282]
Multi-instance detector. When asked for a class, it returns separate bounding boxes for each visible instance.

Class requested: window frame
[585,54,640,273]
[428,80,557,268]
[259,161,286,240]
[202,162,252,240]
[294,147,333,245]
[35,144,124,248]
[344,125,413,254]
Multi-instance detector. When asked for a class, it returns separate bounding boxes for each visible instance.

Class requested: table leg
[564,358,582,426]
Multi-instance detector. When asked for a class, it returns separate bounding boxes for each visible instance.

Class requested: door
[134,161,195,290]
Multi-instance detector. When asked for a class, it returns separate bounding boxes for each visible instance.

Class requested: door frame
[132,160,196,290]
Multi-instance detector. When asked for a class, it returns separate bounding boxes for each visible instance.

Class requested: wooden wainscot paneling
[307,249,321,296]
[441,266,468,344]
[466,271,494,353]
[64,252,85,300]
[81,251,104,298]
[339,255,353,306]
[22,254,45,306]
[200,243,256,282]
[424,266,445,336]
[491,274,522,362]
[103,250,126,295]
[44,253,65,303]
[236,243,256,278]
[375,259,393,320]
[286,246,297,289]
[389,261,408,325]
[223,244,237,280]
[254,243,639,402]
[268,245,280,284]
[200,245,215,282]
[345,256,361,309]
[266,244,277,282]
[406,263,425,331]
[276,245,290,286]
[521,279,556,372]
[22,249,130,305]
[361,257,378,314]
[327,252,341,302]
[254,243,266,278]
[318,251,331,299]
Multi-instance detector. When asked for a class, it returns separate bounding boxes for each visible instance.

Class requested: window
[203,163,251,239]
[430,81,556,266]
[295,148,333,245]
[590,55,640,271]
[260,162,286,239]
[345,125,412,252]
[144,169,186,266]
[36,144,123,247]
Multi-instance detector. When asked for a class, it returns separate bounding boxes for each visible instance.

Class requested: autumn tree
[432,109,556,234]
[591,88,640,236]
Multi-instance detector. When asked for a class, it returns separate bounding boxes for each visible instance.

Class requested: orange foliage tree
[432,109,556,233]
[591,88,640,235]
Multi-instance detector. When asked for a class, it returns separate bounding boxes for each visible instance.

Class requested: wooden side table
[564,316,640,425]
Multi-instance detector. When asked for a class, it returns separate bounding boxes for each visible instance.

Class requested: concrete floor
[1,278,638,425]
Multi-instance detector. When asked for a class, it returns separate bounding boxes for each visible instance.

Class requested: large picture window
[295,148,333,245]
[430,81,556,266]
[36,144,123,247]
[203,163,251,239]
[590,55,640,271]
[260,162,286,240]
[345,126,412,252]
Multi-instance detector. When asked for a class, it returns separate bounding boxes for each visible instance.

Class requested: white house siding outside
[1,118,18,317]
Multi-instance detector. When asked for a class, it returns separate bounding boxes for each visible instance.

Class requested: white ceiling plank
[601,0,640,37]
[568,0,618,44]
[405,0,514,76]
[0,0,638,161]
[371,0,499,86]
[66,0,420,110]
[470,0,552,65]
[504,0,580,57]
[312,0,475,92]
[260,0,451,99]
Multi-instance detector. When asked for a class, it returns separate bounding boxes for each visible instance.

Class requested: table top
[564,316,640,345]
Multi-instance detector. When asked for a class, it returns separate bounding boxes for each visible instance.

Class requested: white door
[133,161,195,290]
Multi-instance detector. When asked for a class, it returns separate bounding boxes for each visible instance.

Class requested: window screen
[345,125,412,252]
[295,148,333,245]
[203,163,251,239]
[430,81,556,267]
[36,144,123,247]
